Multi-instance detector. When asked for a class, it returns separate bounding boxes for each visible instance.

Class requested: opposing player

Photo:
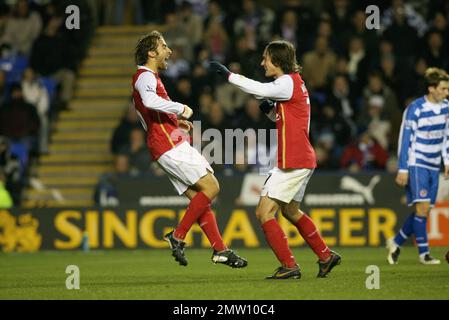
[388,67,449,265]
[132,31,247,268]
[210,40,341,279]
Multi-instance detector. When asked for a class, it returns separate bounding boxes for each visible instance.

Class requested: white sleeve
[228,73,293,101]
[135,72,185,115]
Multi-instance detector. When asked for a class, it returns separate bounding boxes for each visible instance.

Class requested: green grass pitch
[0,248,448,300]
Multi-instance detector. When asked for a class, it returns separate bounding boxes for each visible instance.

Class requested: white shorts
[157,141,214,195]
[261,167,314,203]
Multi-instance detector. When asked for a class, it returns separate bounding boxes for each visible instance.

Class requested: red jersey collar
[137,65,158,76]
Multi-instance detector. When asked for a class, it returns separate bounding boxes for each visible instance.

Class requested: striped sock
[413,216,429,256]
[394,213,415,246]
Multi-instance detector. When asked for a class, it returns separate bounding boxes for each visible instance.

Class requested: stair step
[74,87,131,98]
[88,47,133,57]
[40,153,113,165]
[36,176,99,186]
[56,120,117,130]
[77,77,130,88]
[83,57,133,67]
[26,188,93,196]
[52,131,112,140]
[37,164,112,173]
[59,110,123,120]
[70,98,127,108]
[79,67,135,77]
[48,143,110,153]
[93,36,141,47]
[22,199,95,208]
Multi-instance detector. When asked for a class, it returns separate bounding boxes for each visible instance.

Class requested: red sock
[174,192,211,240]
[198,207,227,252]
[261,219,296,268]
[295,213,331,261]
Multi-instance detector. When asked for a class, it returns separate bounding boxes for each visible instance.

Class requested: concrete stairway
[22,25,160,208]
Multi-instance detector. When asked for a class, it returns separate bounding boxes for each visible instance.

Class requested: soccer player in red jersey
[132,31,247,268]
[211,40,341,279]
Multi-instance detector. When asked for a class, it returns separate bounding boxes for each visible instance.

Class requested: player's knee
[255,207,270,223]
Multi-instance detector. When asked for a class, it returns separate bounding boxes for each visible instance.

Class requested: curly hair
[135,31,163,66]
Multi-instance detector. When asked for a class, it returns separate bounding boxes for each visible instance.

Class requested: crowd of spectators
[109,0,449,180]
[0,0,94,207]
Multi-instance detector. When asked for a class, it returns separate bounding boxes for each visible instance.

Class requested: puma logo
[340,175,381,204]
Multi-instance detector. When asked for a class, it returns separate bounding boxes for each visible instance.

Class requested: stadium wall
[1,173,449,252]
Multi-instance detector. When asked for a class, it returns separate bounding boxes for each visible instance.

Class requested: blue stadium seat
[39,77,57,100]
[9,140,29,178]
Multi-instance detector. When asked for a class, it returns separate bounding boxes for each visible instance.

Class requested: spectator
[193,90,214,122]
[163,13,190,62]
[179,1,204,53]
[365,95,392,150]
[383,5,419,63]
[358,72,401,151]
[340,132,389,172]
[382,0,428,37]
[21,68,49,154]
[233,0,274,45]
[0,84,40,154]
[379,54,401,96]
[272,9,300,50]
[124,128,151,175]
[203,19,229,62]
[111,102,139,155]
[325,0,354,46]
[234,97,272,130]
[0,168,13,208]
[314,104,353,151]
[420,31,448,70]
[301,36,337,91]
[0,70,6,106]
[314,19,339,54]
[346,36,370,92]
[162,46,190,82]
[326,73,358,125]
[215,63,248,116]
[350,10,380,54]
[94,154,131,207]
[0,136,22,206]
[29,16,76,111]
[1,0,42,55]
[172,76,196,109]
[427,12,449,54]
[227,35,261,79]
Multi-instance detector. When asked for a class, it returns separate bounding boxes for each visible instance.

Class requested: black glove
[210,61,231,79]
[259,99,276,114]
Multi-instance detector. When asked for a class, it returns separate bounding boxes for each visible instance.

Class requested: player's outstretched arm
[210,61,293,101]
